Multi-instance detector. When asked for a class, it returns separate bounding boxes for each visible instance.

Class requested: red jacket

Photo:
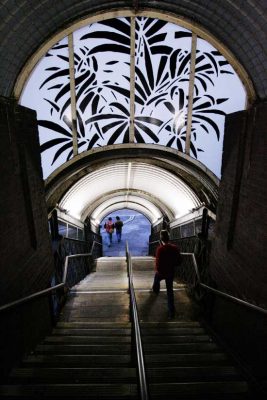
[155,243,181,278]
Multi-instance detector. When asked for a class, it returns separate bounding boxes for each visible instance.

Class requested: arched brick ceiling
[0,1,266,99]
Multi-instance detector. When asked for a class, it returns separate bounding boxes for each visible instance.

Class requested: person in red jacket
[152,230,181,319]
[104,217,114,247]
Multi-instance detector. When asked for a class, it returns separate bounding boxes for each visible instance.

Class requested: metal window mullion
[185,33,197,155]
[129,16,136,143]
[68,33,78,156]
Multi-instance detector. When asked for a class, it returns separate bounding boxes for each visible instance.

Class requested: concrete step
[141,327,206,335]
[149,381,249,398]
[35,344,131,355]
[147,366,242,382]
[9,367,137,384]
[52,328,131,336]
[56,322,131,329]
[144,352,229,366]
[142,335,211,344]
[62,316,130,323]
[140,321,201,328]
[143,342,219,353]
[0,383,138,399]
[22,354,133,367]
[64,297,128,306]
[61,306,129,316]
[44,335,132,344]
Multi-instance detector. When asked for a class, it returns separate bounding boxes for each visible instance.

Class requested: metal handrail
[183,252,267,316]
[0,240,102,313]
[149,240,267,316]
[126,242,149,400]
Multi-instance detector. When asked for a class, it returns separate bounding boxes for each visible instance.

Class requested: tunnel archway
[44,145,219,237]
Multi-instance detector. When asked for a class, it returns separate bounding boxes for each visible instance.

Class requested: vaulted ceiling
[45,145,219,224]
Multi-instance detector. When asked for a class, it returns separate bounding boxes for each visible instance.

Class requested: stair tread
[0,383,138,398]
[143,343,219,353]
[52,328,131,336]
[9,367,137,383]
[140,321,201,327]
[44,335,131,344]
[23,354,133,367]
[141,328,205,335]
[56,322,131,328]
[35,344,131,354]
[149,381,249,394]
[142,335,211,343]
[146,366,242,381]
[144,352,229,366]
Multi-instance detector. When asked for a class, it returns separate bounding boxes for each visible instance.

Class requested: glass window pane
[134,17,191,150]
[68,224,78,239]
[78,229,84,240]
[180,223,194,238]
[73,18,131,150]
[191,37,247,178]
[58,221,67,237]
[20,37,71,179]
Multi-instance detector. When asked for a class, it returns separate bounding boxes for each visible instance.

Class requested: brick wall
[210,103,267,305]
[209,102,267,378]
[0,97,55,376]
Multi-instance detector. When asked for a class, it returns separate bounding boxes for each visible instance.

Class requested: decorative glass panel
[134,17,191,150]
[73,18,131,150]
[20,16,247,180]
[190,38,246,177]
[20,37,71,179]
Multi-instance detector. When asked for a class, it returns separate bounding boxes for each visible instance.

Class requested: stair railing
[126,242,150,400]
[181,252,267,316]
[0,240,102,313]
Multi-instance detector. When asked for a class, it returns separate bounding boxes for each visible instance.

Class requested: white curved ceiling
[90,195,163,225]
[59,161,201,224]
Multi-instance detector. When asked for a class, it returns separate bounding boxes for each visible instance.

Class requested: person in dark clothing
[114,216,123,242]
[152,230,181,319]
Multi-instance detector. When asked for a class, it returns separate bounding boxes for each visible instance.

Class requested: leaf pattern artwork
[24,16,245,178]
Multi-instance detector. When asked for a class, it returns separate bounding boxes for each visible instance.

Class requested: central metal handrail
[0,240,102,313]
[126,242,149,400]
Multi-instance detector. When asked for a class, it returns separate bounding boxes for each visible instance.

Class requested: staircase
[0,257,138,399]
[0,256,252,399]
[133,257,251,399]
[141,321,249,399]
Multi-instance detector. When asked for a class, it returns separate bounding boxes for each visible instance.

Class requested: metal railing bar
[185,252,267,316]
[0,283,65,312]
[0,240,102,313]
[199,283,267,315]
[126,242,149,400]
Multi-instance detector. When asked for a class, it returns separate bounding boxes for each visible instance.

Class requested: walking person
[114,216,123,242]
[104,217,114,247]
[152,230,181,319]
